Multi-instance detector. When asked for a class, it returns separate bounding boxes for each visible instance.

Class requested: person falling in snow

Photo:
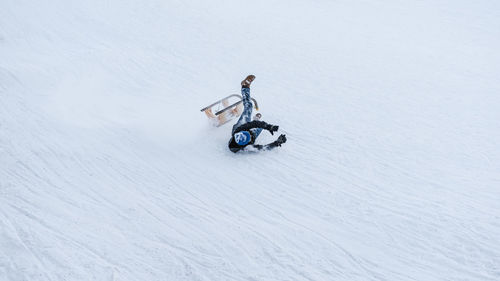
[228,75,287,153]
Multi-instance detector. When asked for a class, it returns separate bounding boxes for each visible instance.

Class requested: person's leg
[233,87,253,130]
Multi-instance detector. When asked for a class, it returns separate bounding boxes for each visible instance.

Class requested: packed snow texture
[1,0,500,280]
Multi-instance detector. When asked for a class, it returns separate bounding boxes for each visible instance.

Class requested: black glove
[275,134,287,146]
[266,125,279,135]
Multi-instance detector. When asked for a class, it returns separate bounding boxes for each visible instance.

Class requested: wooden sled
[201,94,259,127]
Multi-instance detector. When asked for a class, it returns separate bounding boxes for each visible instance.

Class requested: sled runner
[201,94,259,127]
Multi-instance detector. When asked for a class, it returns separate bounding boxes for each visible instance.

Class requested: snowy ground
[1,0,500,280]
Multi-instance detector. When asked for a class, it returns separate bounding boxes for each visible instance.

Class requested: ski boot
[241,75,256,88]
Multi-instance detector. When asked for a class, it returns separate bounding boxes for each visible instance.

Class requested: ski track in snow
[1,0,500,280]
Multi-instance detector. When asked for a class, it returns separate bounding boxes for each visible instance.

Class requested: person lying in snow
[228,75,287,153]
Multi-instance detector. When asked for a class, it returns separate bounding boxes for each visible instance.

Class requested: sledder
[227,75,286,152]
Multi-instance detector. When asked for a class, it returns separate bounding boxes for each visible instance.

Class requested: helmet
[234,131,251,146]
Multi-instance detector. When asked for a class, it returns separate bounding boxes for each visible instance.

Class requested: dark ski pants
[233,87,263,138]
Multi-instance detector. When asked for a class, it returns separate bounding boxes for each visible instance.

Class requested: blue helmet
[234,131,251,146]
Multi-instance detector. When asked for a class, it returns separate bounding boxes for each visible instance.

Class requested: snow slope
[1,0,500,280]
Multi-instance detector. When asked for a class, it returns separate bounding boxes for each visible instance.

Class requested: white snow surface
[1,0,500,280]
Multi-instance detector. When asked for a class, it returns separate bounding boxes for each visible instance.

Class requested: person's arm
[250,134,287,151]
[234,120,279,134]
